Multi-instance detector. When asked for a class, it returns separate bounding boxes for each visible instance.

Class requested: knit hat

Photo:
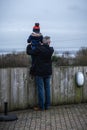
[33,23,40,33]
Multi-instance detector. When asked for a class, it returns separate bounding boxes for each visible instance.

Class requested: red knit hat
[33,23,40,33]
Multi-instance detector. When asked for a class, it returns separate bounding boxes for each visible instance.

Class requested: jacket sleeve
[26,44,39,55]
[27,35,32,43]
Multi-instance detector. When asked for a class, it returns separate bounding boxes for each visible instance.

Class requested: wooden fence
[0,66,87,112]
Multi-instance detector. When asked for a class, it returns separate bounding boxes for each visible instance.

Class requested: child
[27,23,43,48]
[27,23,43,75]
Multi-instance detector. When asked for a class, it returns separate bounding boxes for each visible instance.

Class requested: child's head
[33,23,40,33]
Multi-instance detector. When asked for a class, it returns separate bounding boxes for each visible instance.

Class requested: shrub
[0,52,31,68]
[75,47,87,66]
[0,47,87,68]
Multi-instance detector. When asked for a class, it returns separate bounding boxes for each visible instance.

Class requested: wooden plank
[10,68,19,110]
[83,67,87,102]
[67,67,75,104]
[0,68,11,112]
[52,67,61,105]
[63,67,68,104]
[60,67,67,104]
[58,67,64,104]
[23,68,28,108]
[27,68,38,107]
[18,68,28,109]
[50,74,52,105]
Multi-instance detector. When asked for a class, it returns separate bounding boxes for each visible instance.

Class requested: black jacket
[26,44,54,76]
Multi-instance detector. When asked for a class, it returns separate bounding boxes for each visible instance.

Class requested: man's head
[43,36,51,45]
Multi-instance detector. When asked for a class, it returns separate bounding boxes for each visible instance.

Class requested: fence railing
[0,66,87,112]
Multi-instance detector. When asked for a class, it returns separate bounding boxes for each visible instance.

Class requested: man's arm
[50,47,54,55]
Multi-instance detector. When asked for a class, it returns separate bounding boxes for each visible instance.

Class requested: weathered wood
[67,67,75,103]
[52,67,61,105]
[10,68,28,110]
[74,67,83,103]
[0,66,87,112]
[27,69,38,107]
[83,67,87,102]
[61,67,68,104]
[0,68,11,111]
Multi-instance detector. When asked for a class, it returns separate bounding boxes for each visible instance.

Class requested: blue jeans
[35,76,51,110]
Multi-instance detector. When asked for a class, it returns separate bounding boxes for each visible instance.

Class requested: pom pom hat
[33,23,40,33]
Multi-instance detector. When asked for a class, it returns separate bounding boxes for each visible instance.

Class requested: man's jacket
[26,44,54,76]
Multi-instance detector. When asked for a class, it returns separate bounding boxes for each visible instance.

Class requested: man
[26,36,54,110]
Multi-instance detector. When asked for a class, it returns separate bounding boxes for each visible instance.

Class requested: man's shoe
[45,106,50,110]
[33,107,44,111]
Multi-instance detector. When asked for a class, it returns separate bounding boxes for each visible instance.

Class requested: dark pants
[35,75,51,110]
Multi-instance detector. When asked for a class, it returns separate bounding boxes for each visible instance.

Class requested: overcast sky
[0,0,87,49]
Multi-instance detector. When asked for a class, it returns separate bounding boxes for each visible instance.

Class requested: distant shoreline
[0,48,25,55]
[0,47,87,57]
[0,47,80,54]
